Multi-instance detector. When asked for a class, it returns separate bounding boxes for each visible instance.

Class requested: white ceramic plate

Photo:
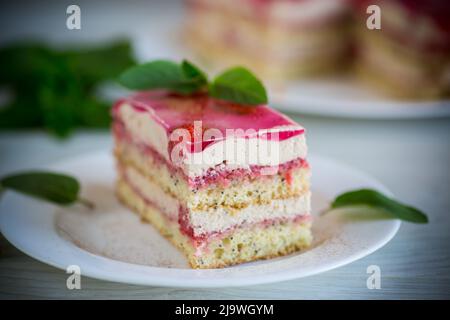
[0,151,400,287]
[131,3,450,119]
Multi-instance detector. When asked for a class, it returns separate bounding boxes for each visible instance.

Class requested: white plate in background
[0,151,400,287]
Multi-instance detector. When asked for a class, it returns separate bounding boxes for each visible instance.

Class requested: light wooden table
[1,114,449,299]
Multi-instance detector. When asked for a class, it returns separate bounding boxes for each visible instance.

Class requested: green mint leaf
[1,171,82,206]
[118,60,269,105]
[118,60,205,94]
[181,59,208,86]
[329,189,428,224]
[209,66,268,105]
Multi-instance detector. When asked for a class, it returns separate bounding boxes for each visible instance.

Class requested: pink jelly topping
[113,91,304,154]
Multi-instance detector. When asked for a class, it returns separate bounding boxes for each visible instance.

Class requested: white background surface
[0,0,449,299]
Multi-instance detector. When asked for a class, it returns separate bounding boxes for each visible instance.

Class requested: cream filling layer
[124,165,179,221]
[118,103,307,178]
[123,165,310,236]
[189,194,311,236]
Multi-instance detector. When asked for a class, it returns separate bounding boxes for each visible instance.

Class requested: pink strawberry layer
[113,120,308,190]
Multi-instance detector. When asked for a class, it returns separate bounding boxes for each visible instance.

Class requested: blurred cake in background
[183,0,450,100]
[184,0,351,82]
[354,0,450,99]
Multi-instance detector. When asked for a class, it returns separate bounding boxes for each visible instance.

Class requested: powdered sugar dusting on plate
[55,184,188,268]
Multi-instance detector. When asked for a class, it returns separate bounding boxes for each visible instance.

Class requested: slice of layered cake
[114,62,312,268]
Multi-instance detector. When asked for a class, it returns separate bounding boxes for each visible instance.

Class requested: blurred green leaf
[65,40,135,87]
[0,40,135,138]
[0,97,43,128]
[77,98,111,128]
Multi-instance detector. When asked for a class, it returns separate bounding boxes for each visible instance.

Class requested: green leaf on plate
[1,171,83,206]
[209,66,268,105]
[329,188,428,224]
